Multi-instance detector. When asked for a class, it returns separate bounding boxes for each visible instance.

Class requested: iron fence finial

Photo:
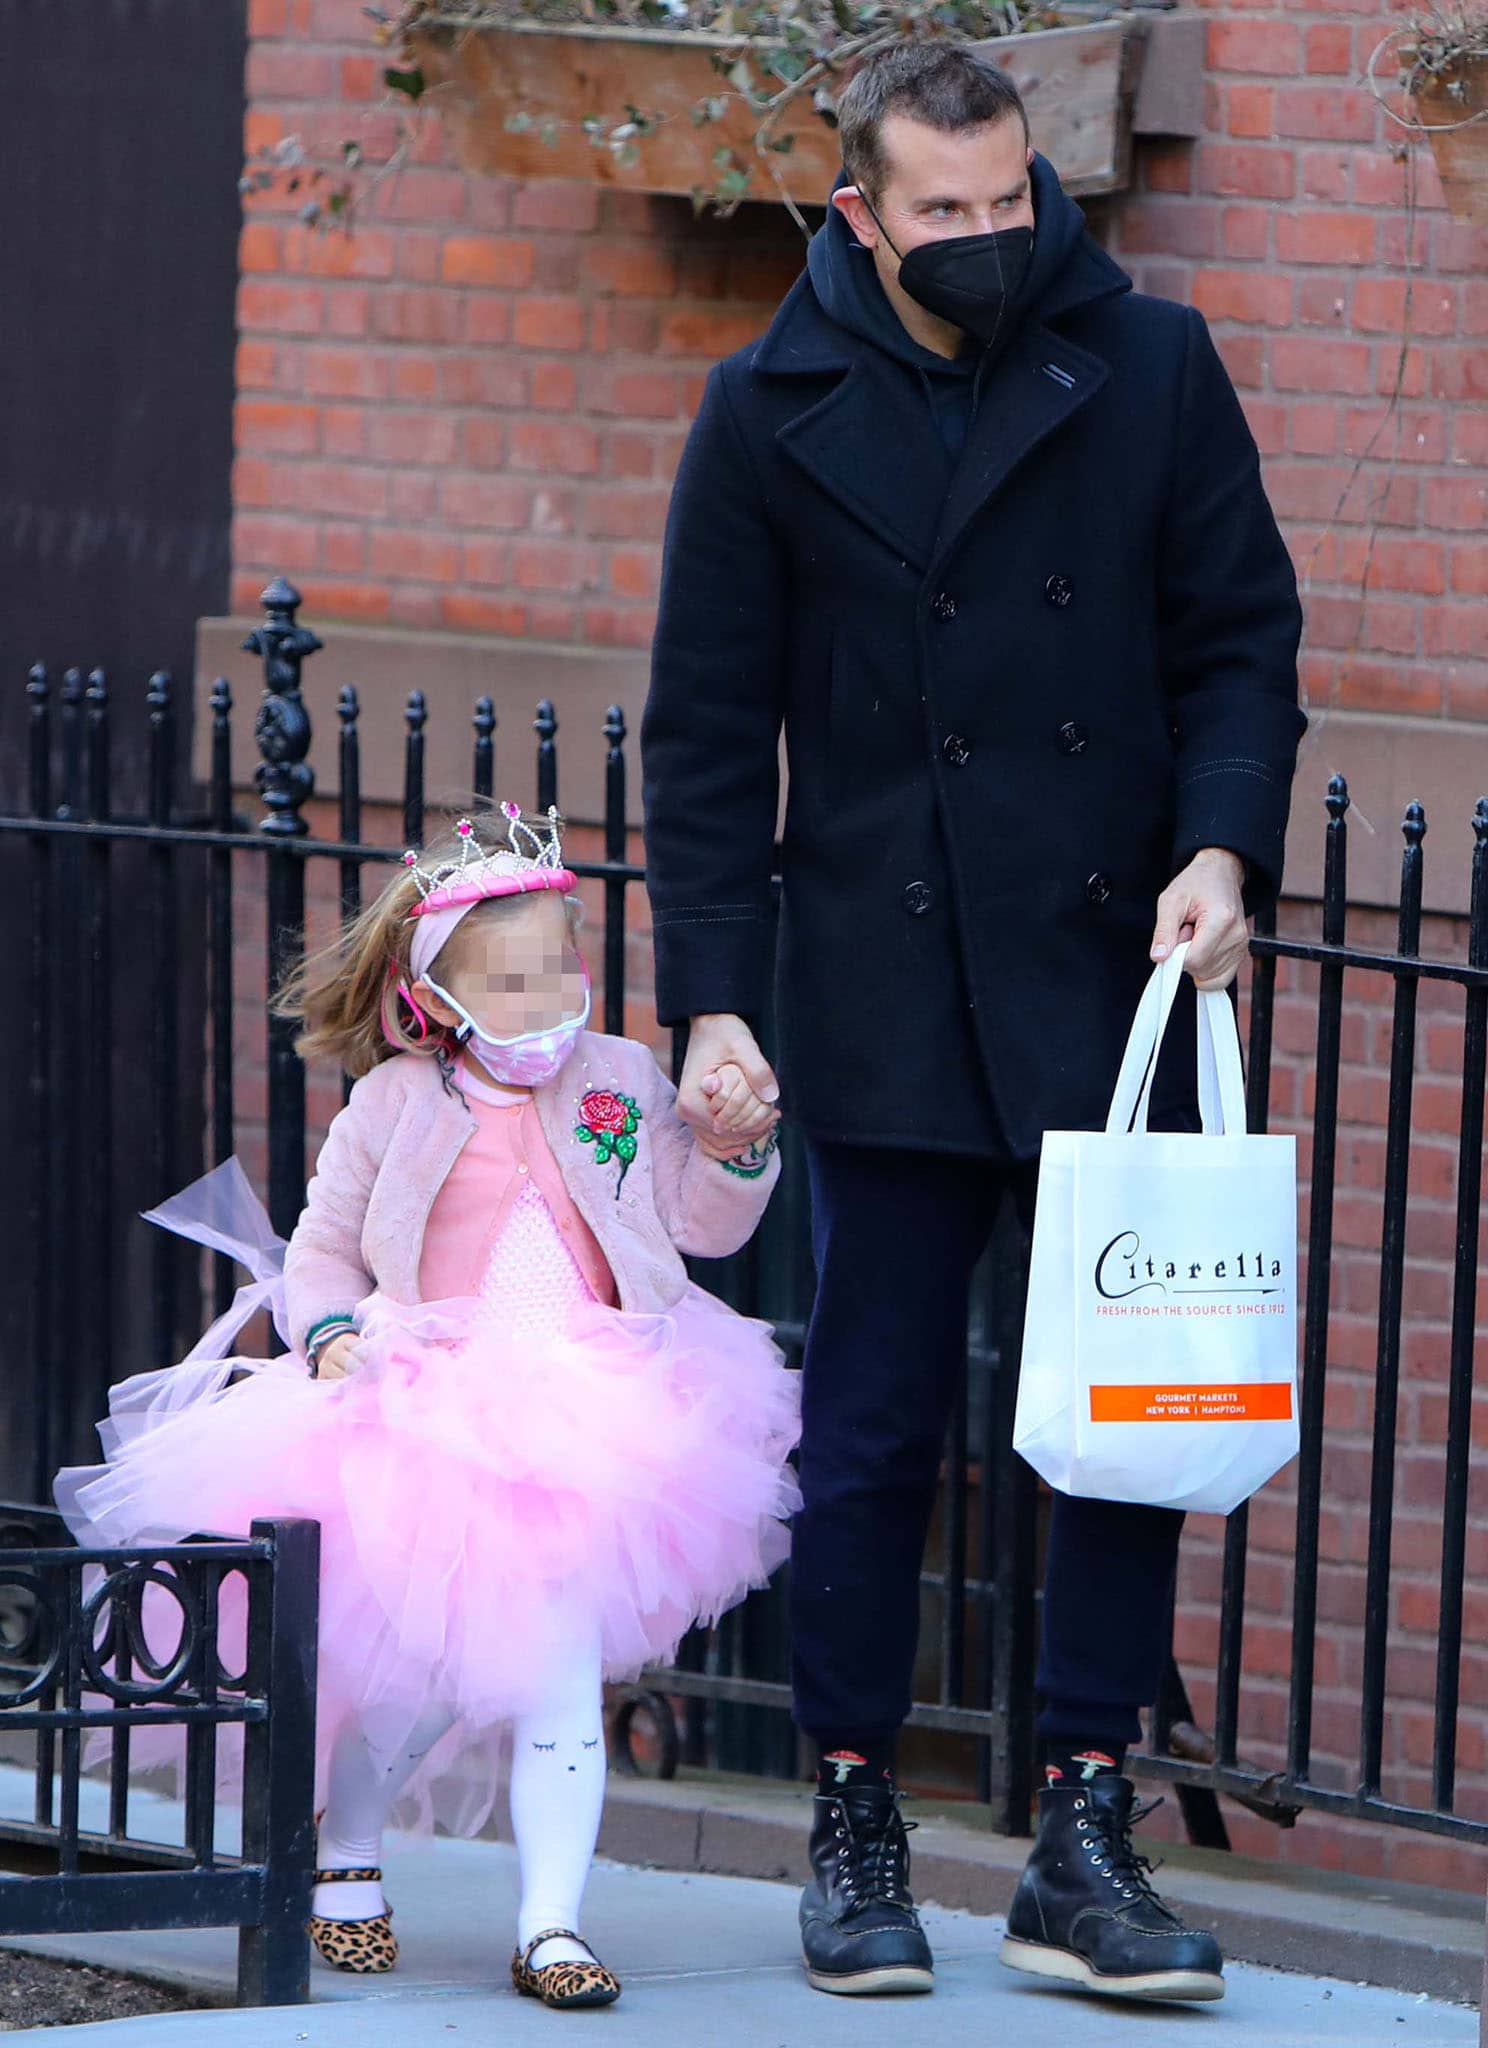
[244,579,319,840]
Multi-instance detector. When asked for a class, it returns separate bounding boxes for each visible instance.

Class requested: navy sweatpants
[790,1139,1184,1751]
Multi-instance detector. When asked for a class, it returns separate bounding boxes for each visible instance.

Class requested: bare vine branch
[1365,10,1488,136]
[749,21,906,235]
[257,0,1058,225]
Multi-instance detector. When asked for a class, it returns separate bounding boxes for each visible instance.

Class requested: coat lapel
[753,280,948,573]
[775,360,949,573]
[534,1041,623,1274]
[930,325,1109,579]
[387,1061,473,1303]
[749,219,1128,583]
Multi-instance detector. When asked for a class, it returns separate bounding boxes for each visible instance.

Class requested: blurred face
[416,892,587,1041]
[834,112,1035,352]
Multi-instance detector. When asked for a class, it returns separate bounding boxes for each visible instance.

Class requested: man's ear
[833,184,878,249]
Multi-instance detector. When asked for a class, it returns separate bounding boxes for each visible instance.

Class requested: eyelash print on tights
[532,1740,557,1752]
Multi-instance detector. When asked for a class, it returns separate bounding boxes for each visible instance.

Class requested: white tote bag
[1014,942,1299,1515]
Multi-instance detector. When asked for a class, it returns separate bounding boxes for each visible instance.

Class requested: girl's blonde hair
[273,808,582,1078]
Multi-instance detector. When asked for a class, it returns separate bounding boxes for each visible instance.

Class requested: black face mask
[867,204,1035,350]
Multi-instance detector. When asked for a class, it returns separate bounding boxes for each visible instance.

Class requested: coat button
[941,732,972,767]
[930,591,958,622]
[903,881,935,916]
[1057,721,1089,756]
[1085,871,1112,906]
[1045,574,1074,609]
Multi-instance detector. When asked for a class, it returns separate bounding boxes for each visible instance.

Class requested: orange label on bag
[1089,1384,1294,1424]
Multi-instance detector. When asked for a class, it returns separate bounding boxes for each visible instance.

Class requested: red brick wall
[233,0,1488,1890]
[240,3,1487,700]
[1088,1,1488,1893]
[237,0,805,642]
[1096,1,1488,724]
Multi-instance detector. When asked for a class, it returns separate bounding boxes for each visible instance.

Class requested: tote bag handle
[1196,984,1248,1136]
[1104,942,1249,1138]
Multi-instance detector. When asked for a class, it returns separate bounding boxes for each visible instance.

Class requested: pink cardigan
[282,1030,781,1350]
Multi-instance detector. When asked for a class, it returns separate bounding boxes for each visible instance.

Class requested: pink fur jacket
[282,1031,780,1349]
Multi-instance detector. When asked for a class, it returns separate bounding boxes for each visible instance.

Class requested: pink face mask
[421,972,591,1087]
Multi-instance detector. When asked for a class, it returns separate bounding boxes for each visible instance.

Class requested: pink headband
[406,867,578,983]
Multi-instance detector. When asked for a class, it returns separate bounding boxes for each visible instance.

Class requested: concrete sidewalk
[2,1834,1477,2047]
[0,1771,1476,2046]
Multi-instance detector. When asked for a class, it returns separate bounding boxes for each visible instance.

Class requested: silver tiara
[402,802,567,903]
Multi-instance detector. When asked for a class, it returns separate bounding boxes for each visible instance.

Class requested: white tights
[314,1623,606,1969]
[507,1623,608,1967]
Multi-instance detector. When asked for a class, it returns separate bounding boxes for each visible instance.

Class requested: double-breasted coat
[641,154,1305,1159]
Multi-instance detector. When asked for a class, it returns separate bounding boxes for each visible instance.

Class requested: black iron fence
[1143,783,1488,1849]
[0,1505,318,2004]
[2,576,1485,1870]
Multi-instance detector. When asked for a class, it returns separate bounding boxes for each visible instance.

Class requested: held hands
[680,1015,782,1161]
[697,1063,781,1161]
[1151,848,1249,992]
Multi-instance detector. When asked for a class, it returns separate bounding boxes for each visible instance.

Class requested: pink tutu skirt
[56,1164,800,1832]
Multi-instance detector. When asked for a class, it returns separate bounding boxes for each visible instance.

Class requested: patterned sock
[815,1734,897,1795]
[1043,1741,1126,1790]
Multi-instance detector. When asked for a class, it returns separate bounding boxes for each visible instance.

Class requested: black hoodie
[804,152,1088,465]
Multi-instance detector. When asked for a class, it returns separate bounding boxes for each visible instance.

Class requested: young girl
[57,804,798,2010]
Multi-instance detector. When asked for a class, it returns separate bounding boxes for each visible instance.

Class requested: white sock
[510,1621,607,1970]
[315,1703,455,1921]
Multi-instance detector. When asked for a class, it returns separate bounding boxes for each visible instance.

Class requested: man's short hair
[838,40,1030,203]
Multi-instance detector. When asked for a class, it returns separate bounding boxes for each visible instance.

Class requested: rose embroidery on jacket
[575,1089,642,1194]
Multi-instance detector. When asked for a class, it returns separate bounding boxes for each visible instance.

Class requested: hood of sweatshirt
[804,150,1109,373]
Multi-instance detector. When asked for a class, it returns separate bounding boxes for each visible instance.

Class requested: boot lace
[831,1799,917,1914]
[1077,1794,1176,1917]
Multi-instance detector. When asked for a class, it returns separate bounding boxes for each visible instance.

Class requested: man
[642,40,1303,2006]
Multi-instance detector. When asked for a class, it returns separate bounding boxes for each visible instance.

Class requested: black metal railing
[2,577,1485,1862]
[1,577,1039,1825]
[1143,784,1488,1847]
[0,1504,319,2004]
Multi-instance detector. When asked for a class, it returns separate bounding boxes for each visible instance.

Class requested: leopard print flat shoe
[308,1866,398,1974]
[511,1928,622,2008]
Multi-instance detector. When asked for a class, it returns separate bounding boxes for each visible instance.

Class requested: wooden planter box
[1411,52,1488,227]
[410,12,1202,204]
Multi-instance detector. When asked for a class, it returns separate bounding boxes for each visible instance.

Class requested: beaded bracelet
[719,1127,781,1180]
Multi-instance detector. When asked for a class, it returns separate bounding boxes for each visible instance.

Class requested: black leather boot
[799,1785,934,1995]
[1001,1775,1224,2002]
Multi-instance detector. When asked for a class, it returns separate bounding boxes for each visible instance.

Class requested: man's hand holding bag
[1014,943,1299,1515]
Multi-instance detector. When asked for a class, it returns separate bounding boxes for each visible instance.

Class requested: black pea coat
[641,157,1305,1161]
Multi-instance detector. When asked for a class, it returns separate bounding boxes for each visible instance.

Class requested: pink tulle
[56,1173,800,1836]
